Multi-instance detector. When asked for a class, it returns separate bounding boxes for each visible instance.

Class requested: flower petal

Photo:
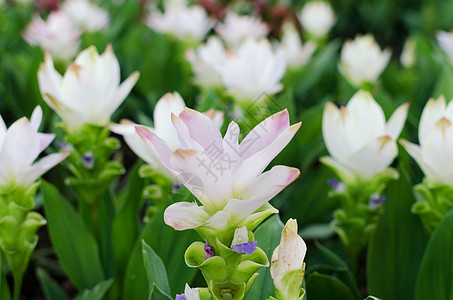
[30,106,43,131]
[386,102,409,140]
[154,92,186,150]
[135,125,174,171]
[419,96,447,143]
[178,108,223,150]
[164,202,210,231]
[21,153,68,186]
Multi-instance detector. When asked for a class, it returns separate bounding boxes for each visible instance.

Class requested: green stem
[13,272,23,300]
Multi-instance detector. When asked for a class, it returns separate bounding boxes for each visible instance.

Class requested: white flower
[270,219,306,300]
[176,284,200,300]
[110,92,224,178]
[400,38,416,68]
[38,45,140,131]
[277,23,316,70]
[401,96,453,187]
[338,34,391,87]
[61,0,109,32]
[145,0,212,42]
[185,37,227,88]
[220,38,286,102]
[437,30,453,62]
[215,11,269,48]
[322,90,408,183]
[0,106,68,188]
[299,1,336,38]
[23,11,81,61]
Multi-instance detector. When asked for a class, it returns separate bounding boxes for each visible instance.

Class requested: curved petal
[419,96,446,143]
[386,103,409,140]
[239,109,290,160]
[171,113,203,151]
[30,106,43,131]
[169,149,233,213]
[154,92,186,149]
[164,202,210,231]
[178,108,223,150]
[20,153,68,186]
[106,71,140,118]
[233,122,301,193]
[399,139,440,182]
[226,166,299,223]
[135,125,174,171]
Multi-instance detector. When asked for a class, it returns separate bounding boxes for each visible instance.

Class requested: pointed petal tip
[135,125,153,140]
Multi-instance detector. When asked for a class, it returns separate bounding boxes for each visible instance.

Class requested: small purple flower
[204,240,214,259]
[232,241,257,255]
[175,294,187,300]
[82,150,94,169]
[55,141,74,151]
[327,178,345,192]
[369,194,386,209]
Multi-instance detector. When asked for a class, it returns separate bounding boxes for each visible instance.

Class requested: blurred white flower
[0,106,68,188]
[185,36,227,88]
[38,45,139,131]
[270,218,306,300]
[145,0,212,42]
[401,96,453,187]
[299,1,336,38]
[175,284,200,300]
[221,38,286,102]
[110,92,224,177]
[322,90,408,183]
[61,0,109,32]
[23,11,81,61]
[437,30,453,61]
[277,23,316,70]
[338,34,391,87]
[215,11,269,48]
[400,38,416,68]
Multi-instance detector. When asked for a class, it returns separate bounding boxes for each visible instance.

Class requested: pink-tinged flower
[270,219,306,300]
[437,31,453,61]
[321,90,408,184]
[61,0,109,32]
[38,45,140,132]
[215,11,269,48]
[400,96,453,187]
[136,109,300,238]
[145,0,212,42]
[23,11,81,62]
[185,36,227,88]
[110,92,224,178]
[338,34,391,88]
[277,23,316,70]
[0,106,68,188]
[220,38,286,102]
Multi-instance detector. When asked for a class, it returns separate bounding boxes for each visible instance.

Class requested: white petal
[154,92,186,150]
[20,153,68,186]
[163,202,210,231]
[386,103,409,140]
[30,106,43,131]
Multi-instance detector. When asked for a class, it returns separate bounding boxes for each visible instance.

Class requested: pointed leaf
[37,268,69,300]
[74,279,114,300]
[142,240,171,298]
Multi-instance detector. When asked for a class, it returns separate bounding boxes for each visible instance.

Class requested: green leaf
[36,268,69,300]
[141,240,172,299]
[42,181,105,290]
[246,214,284,300]
[415,210,453,300]
[367,172,428,300]
[74,279,114,300]
[306,272,356,300]
[432,64,453,100]
[122,198,198,300]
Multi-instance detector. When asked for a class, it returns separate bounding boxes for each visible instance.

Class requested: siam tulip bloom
[38,44,140,132]
[185,36,227,88]
[436,30,453,61]
[23,11,81,61]
[270,219,306,300]
[136,109,300,241]
[400,96,453,187]
[321,90,408,184]
[175,284,200,300]
[0,106,68,188]
[338,34,391,88]
[110,92,224,178]
[220,38,286,102]
[61,0,109,32]
[145,0,212,43]
[215,11,269,48]
[277,23,316,70]
[298,1,336,38]
[231,226,257,255]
